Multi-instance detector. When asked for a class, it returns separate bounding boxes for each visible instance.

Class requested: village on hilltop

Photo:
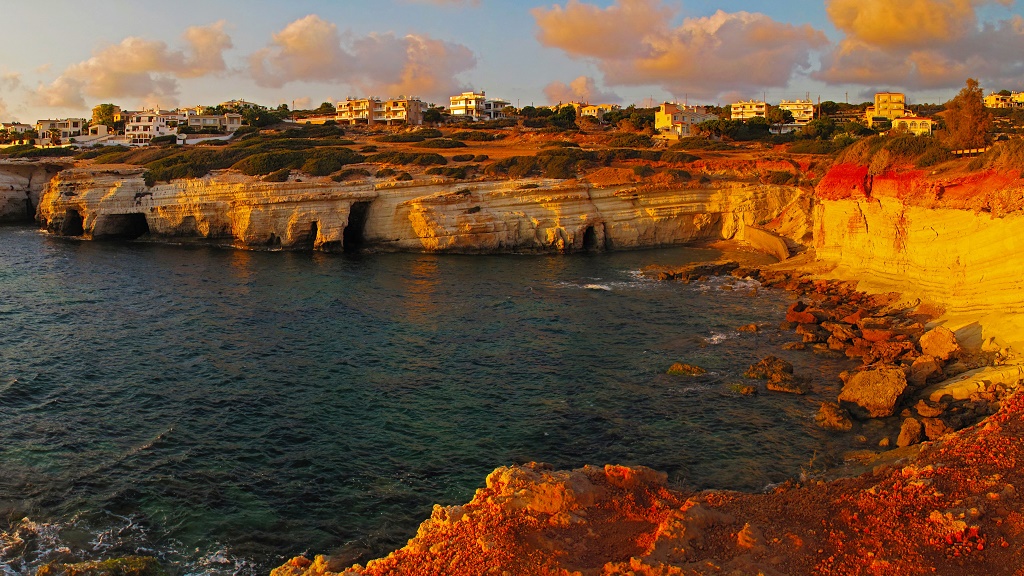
[0,84,1021,149]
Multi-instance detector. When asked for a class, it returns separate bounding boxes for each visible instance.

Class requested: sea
[0,226,859,575]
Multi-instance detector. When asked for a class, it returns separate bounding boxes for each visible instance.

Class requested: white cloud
[543,76,621,104]
[532,0,828,99]
[249,15,476,100]
[32,21,232,109]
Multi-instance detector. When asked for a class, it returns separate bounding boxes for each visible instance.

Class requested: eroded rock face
[35,167,808,255]
[0,161,69,222]
[838,367,909,418]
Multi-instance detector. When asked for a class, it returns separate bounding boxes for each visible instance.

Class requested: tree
[943,78,991,149]
[819,101,839,117]
[422,106,444,124]
[48,127,62,146]
[92,103,119,127]
[315,101,335,114]
[550,105,577,130]
[766,107,794,131]
[998,89,1013,97]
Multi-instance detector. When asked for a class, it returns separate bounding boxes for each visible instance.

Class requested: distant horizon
[2,0,1022,124]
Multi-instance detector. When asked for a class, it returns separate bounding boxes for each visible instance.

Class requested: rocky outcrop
[276,390,1024,575]
[838,366,909,418]
[0,160,70,222]
[813,190,1024,350]
[34,166,808,255]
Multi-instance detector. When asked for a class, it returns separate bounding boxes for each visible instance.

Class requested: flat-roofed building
[731,100,767,121]
[656,102,718,138]
[778,99,815,125]
[336,97,424,125]
[865,92,906,125]
[449,91,508,121]
[892,116,934,136]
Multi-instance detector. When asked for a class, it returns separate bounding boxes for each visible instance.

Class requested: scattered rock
[36,557,168,576]
[921,417,952,440]
[915,399,948,418]
[919,326,962,361]
[815,402,853,431]
[781,342,806,351]
[878,436,891,448]
[744,356,793,380]
[796,324,827,343]
[838,367,909,418]
[909,355,943,387]
[668,363,706,376]
[821,322,857,341]
[766,373,808,395]
[861,328,895,343]
[786,301,817,325]
[897,417,924,447]
[736,323,759,333]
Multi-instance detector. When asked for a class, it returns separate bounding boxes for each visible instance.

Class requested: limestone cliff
[35,166,806,255]
[0,160,70,222]
[812,165,1024,349]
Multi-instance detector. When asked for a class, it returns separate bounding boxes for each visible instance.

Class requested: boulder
[908,355,943,387]
[781,342,806,351]
[668,363,706,376]
[897,417,924,447]
[919,326,961,361]
[838,367,909,418]
[914,399,948,418]
[921,417,952,440]
[736,323,759,333]
[796,324,828,343]
[861,328,895,343]
[786,303,817,325]
[815,402,853,431]
[744,356,794,380]
[821,322,857,342]
[766,373,808,395]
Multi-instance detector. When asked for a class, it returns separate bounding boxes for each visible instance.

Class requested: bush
[396,172,413,181]
[413,138,467,149]
[360,145,378,152]
[413,128,443,138]
[375,168,397,178]
[77,145,130,159]
[366,151,447,166]
[670,137,734,151]
[332,168,371,181]
[765,171,795,185]
[473,154,489,162]
[263,168,291,182]
[915,146,953,168]
[669,169,692,182]
[425,166,469,179]
[633,165,655,178]
[452,154,475,162]
[148,135,178,146]
[523,118,550,128]
[660,151,699,164]
[451,131,498,141]
[378,133,426,143]
[607,133,654,148]
[231,151,304,176]
[7,146,76,158]
[299,148,365,176]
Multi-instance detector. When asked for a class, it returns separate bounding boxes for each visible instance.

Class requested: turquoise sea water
[0,227,857,574]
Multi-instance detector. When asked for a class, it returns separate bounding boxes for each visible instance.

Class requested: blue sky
[1,0,1023,123]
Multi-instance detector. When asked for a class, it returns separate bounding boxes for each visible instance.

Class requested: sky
[1,0,1023,123]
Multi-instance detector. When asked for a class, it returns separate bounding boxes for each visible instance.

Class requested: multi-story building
[655,103,718,138]
[335,97,423,125]
[124,109,183,145]
[865,92,906,125]
[34,118,89,144]
[731,100,767,121]
[182,110,243,133]
[1,122,33,134]
[984,92,1024,108]
[892,116,934,136]
[449,91,508,121]
[580,103,619,121]
[778,99,815,125]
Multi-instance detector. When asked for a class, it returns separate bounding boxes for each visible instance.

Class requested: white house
[35,118,88,144]
[449,91,509,121]
[124,109,183,145]
[655,103,718,138]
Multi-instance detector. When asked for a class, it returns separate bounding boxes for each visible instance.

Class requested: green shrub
[7,146,76,158]
[263,168,291,182]
[473,154,489,162]
[360,145,378,152]
[452,154,475,162]
[396,172,413,181]
[376,168,397,178]
[148,135,178,146]
[425,166,469,179]
[231,151,304,176]
[916,146,953,168]
[670,169,692,181]
[542,141,580,148]
[413,138,467,149]
[660,151,698,164]
[378,133,426,143]
[670,138,734,151]
[607,133,654,148]
[299,148,365,176]
[451,131,498,141]
[77,145,130,159]
[332,168,371,181]
[413,128,443,138]
[765,171,795,185]
[633,165,655,178]
[366,151,447,166]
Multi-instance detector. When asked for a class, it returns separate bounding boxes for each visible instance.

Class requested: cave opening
[94,213,150,240]
[59,209,84,236]
[343,202,371,253]
[582,225,598,252]
[306,221,319,250]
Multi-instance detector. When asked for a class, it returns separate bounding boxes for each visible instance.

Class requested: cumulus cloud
[816,0,1024,90]
[1,72,20,91]
[32,21,232,109]
[532,0,828,99]
[543,76,621,104]
[249,15,476,100]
